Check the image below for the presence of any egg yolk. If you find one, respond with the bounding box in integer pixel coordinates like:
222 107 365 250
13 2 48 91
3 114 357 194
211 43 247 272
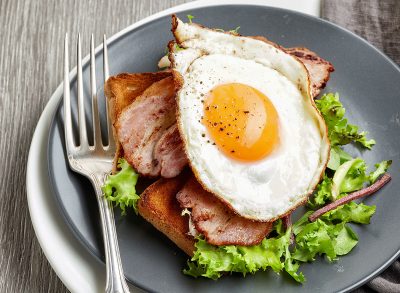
203 83 279 162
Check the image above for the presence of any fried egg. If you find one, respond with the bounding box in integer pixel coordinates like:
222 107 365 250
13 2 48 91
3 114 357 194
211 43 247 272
170 16 330 221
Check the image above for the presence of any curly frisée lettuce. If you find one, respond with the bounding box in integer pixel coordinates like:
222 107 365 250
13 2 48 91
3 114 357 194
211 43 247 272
102 159 140 214
311 158 391 205
316 93 375 149
331 159 391 199
184 221 305 282
184 196 377 283
369 160 392 184
292 214 359 262
327 146 353 170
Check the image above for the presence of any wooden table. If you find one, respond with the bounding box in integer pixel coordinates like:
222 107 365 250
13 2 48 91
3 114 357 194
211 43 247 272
0 1 191 292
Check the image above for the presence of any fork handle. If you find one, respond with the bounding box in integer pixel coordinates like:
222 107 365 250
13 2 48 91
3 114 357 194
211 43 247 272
92 174 130 293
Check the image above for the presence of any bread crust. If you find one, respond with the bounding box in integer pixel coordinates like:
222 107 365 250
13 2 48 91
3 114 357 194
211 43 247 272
138 171 195 256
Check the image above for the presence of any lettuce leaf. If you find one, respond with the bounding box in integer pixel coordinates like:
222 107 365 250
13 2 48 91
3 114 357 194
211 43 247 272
184 221 305 282
187 14 195 23
310 156 388 209
327 146 353 170
293 211 313 235
332 158 368 198
315 93 375 148
102 158 139 215
284 245 305 283
308 175 333 208
321 202 376 225
339 158 368 193
327 147 341 170
292 210 366 262
369 160 392 184
293 219 337 262
332 224 358 256
331 158 390 199
229 26 241 34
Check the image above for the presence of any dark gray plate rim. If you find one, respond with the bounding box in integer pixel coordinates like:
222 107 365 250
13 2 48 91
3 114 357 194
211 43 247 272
47 4 400 293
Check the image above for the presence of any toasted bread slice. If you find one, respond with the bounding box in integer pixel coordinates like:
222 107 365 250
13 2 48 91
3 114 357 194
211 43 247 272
138 171 195 256
104 72 172 172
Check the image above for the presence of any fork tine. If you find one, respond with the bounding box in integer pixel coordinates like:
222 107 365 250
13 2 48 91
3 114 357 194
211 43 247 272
90 34 102 148
103 35 109 81
103 35 116 150
77 34 88 148
64 34 75 151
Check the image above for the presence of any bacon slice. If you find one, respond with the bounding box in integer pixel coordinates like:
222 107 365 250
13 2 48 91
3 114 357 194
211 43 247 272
154 123 188 178
105 72 172 124
286 47 334 98
176 175 273 246
105 72 172 172
115 76 186 178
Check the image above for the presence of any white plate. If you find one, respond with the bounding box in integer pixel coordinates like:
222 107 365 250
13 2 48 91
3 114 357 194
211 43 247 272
26 1 320 292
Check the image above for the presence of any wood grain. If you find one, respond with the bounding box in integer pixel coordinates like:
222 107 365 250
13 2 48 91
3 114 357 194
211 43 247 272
0 1 191 292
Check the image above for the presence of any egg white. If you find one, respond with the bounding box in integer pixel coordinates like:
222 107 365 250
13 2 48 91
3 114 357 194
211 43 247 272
170 17 329 221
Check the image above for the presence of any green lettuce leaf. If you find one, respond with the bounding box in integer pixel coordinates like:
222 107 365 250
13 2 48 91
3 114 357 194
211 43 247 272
327 146 353 170
321 202 376 225
293 219 336 262
315 93 375 148
331 224 358 255
313 153 369 207
337 158 368 194
187 14 195 23
308 175 333 208
184 222 305 282
102 158 139 215
284 245 305 283
369 160 392 183
331 158 390 199
293 211 313 235
229 26 241 34
331 158 367 199
292 219 360 262
327 147 341 170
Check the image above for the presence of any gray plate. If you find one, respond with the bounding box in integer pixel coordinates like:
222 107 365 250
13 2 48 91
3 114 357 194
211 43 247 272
48 5 400 293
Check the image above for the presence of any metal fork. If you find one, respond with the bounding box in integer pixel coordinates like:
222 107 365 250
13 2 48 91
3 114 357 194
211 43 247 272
64 34 130 293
